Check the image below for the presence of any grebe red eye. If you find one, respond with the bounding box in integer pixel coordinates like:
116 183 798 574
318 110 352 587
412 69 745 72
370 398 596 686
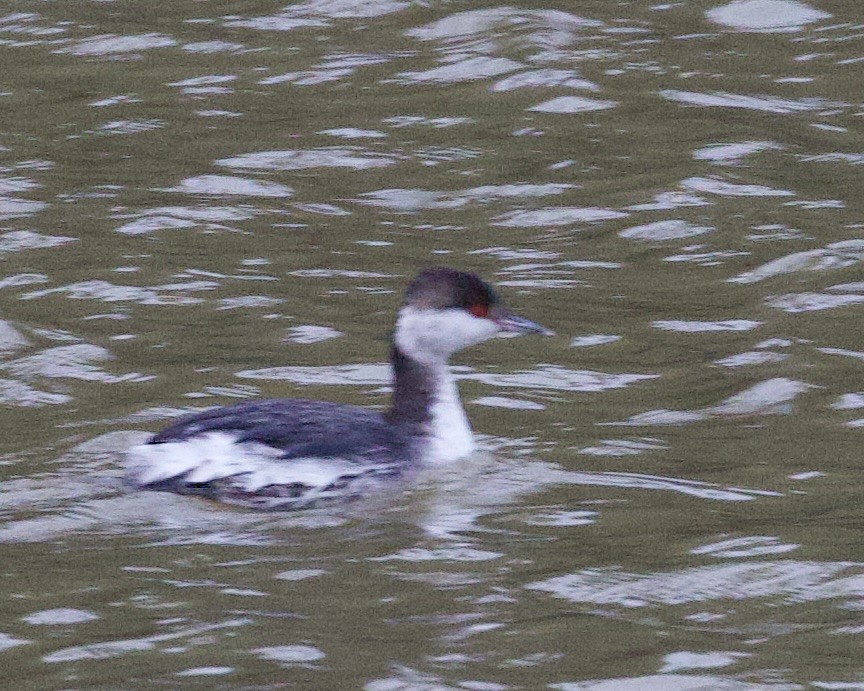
469 303 489 318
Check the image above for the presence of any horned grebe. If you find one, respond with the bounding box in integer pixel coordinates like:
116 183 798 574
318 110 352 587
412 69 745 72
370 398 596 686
125 267 552 509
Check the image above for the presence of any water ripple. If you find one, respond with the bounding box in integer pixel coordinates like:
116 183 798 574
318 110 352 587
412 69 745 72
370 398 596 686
21 280 214 305
707 0 831 33
492 207 627 227
113 205 257 235
225 0 410 31
652 320 761 333
627 191 710 211
714 351 789 368
176 666 234 677
394 56 524 85
43 618 250 663
182 41 250 55
681 176 793 197
283 326 343 344
53 33 177 57
0 274 48 288
570 334 621 348
620 220 713 241
0 199 48 220
528 96 617 114
354 183 576 211
98 119 164 135
1 343 150 383
577 437 667 457
609 378 815 426
23 608 100 625
383 115 474 128
319 128 387 139
471 396 545 410
406 8 603 44
767 293 864 312
491 69 598 92
0 320 28 352
0 378 70 407
237 363 389 385
466 365 657 392
253 644 325 665
0 633 29 652
527 559 861 607
553 673 798 690
216 148 397 171
660 651 751 674
660 89 846 114
0 12 65 38
691 536 799 558
161 175 293 198
729 240 864 284
693 141 784 164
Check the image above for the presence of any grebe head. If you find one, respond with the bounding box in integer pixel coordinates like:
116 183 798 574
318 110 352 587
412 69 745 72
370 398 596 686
393 267 553 364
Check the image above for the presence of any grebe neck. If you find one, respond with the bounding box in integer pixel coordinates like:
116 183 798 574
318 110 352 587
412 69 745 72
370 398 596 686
385 344 435 426
384 342 475 463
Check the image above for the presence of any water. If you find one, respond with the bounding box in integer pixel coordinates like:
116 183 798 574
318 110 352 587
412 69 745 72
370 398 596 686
1 0 863 687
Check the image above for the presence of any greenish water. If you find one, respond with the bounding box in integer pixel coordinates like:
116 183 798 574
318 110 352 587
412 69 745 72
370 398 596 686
1 0 863 687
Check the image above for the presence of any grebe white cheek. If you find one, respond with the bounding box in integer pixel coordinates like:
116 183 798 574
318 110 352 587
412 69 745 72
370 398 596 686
393 306 500 364
125 266 553 509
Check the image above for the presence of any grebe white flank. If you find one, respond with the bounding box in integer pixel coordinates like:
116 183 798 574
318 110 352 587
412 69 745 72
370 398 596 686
125 267 553 509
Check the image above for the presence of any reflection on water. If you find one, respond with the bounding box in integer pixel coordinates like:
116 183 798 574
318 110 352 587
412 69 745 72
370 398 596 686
528 559 861 608
1 0 864 687
707 0 831 33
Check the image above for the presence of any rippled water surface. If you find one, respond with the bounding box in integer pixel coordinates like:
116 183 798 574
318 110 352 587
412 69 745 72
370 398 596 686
1 0 863 687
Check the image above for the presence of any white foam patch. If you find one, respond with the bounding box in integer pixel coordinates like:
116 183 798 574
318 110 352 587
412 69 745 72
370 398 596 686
125 432 390 495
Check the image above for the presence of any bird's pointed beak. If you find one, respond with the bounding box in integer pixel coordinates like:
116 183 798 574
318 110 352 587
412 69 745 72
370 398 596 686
492 308 555 336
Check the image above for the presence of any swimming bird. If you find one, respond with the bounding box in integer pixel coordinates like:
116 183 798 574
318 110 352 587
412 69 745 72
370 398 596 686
125 267 552 509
